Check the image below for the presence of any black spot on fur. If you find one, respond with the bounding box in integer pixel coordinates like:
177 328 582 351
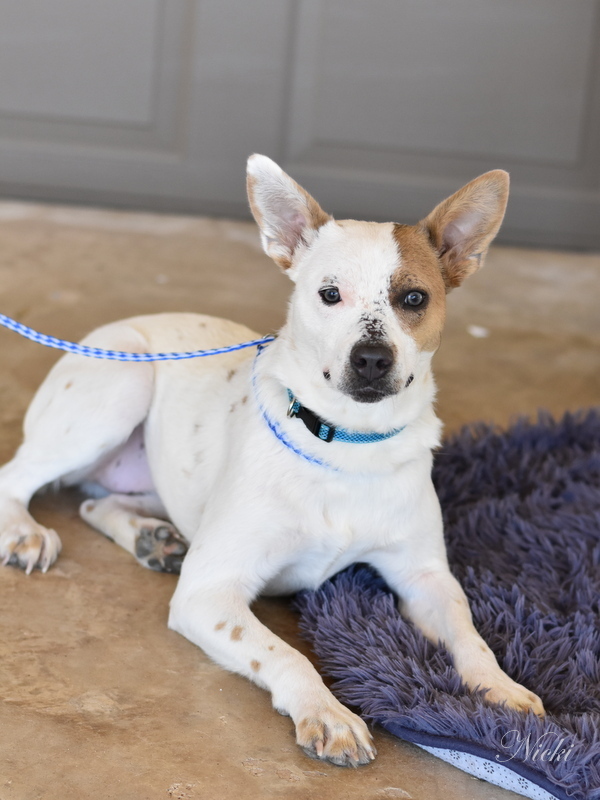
360 315 385 341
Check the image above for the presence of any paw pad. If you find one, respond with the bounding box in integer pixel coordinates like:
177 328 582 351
135 524 188 574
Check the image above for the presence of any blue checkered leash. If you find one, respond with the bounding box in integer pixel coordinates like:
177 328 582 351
0 312 275 361
0 313 405 463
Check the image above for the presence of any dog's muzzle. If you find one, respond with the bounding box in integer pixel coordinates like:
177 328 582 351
343 342 398 403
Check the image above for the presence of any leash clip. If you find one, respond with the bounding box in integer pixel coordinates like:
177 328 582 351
287 395 298 418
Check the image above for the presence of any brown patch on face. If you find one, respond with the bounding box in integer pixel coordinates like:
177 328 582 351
390 224 447 353
226 369 236 381
64 381 73 390
230 625 244 641
214 621 226 632
250 660 261 672
268 645 275 651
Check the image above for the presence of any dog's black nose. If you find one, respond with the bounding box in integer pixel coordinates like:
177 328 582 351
350 343 394 382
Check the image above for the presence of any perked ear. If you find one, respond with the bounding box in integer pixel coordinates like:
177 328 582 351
420 170 510 291
246 154 332 271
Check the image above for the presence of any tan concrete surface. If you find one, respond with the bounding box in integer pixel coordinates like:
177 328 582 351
0 202 598 800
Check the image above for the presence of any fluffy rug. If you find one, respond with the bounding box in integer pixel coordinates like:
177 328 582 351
295 409 600 800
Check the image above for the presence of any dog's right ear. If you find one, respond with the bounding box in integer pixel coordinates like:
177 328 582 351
246 154 332 273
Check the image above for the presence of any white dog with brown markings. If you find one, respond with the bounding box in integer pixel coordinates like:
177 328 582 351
0 155 544 766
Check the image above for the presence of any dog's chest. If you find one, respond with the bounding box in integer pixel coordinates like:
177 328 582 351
264 474 410 594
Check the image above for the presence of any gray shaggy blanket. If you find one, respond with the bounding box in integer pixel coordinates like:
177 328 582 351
295 410 600 800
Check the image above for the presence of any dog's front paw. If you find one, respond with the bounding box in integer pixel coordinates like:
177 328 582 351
0 521 62 574
295 699 376 767
135 523 188 574
468 670 545 717
486 678 545 717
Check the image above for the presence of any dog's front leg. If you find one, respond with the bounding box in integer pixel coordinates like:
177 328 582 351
369 492 544 716
168 523 376 766
392 564 544 716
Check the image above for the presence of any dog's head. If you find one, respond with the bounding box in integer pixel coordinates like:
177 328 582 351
247 155 508 405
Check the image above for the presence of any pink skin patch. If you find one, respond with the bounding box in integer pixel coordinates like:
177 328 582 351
91 425 156 494
337 284 355 307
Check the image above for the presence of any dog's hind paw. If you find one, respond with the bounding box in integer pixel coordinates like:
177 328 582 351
135 523 188 574
295 700 376 767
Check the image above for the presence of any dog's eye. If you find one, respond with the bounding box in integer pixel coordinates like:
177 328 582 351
319 287 341 305
403 291 427 308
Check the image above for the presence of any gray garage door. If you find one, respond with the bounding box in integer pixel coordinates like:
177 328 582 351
0 0 598 249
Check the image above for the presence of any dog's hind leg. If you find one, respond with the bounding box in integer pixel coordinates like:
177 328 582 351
0 322 154 573
80 493 188 574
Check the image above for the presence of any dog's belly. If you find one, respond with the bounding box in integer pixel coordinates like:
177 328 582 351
90 424 156 494
77 312 259 508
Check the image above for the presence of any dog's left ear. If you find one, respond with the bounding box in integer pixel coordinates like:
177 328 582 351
421 170 509 291
246 154 332 273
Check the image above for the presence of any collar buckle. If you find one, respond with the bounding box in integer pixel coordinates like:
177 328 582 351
287 395 298 418
284 387 404 445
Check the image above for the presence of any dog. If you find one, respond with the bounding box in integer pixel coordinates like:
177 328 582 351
0 155 544 766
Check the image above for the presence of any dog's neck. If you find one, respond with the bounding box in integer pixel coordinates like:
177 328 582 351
255 332 438 437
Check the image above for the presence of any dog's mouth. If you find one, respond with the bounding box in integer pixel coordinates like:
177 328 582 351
349 386 390 404
341 379 398 404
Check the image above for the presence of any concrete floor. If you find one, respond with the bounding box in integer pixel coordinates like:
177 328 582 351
0 202 598 800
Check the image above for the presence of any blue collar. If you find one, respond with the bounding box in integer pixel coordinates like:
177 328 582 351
252 344 405 469
286 390 405 444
